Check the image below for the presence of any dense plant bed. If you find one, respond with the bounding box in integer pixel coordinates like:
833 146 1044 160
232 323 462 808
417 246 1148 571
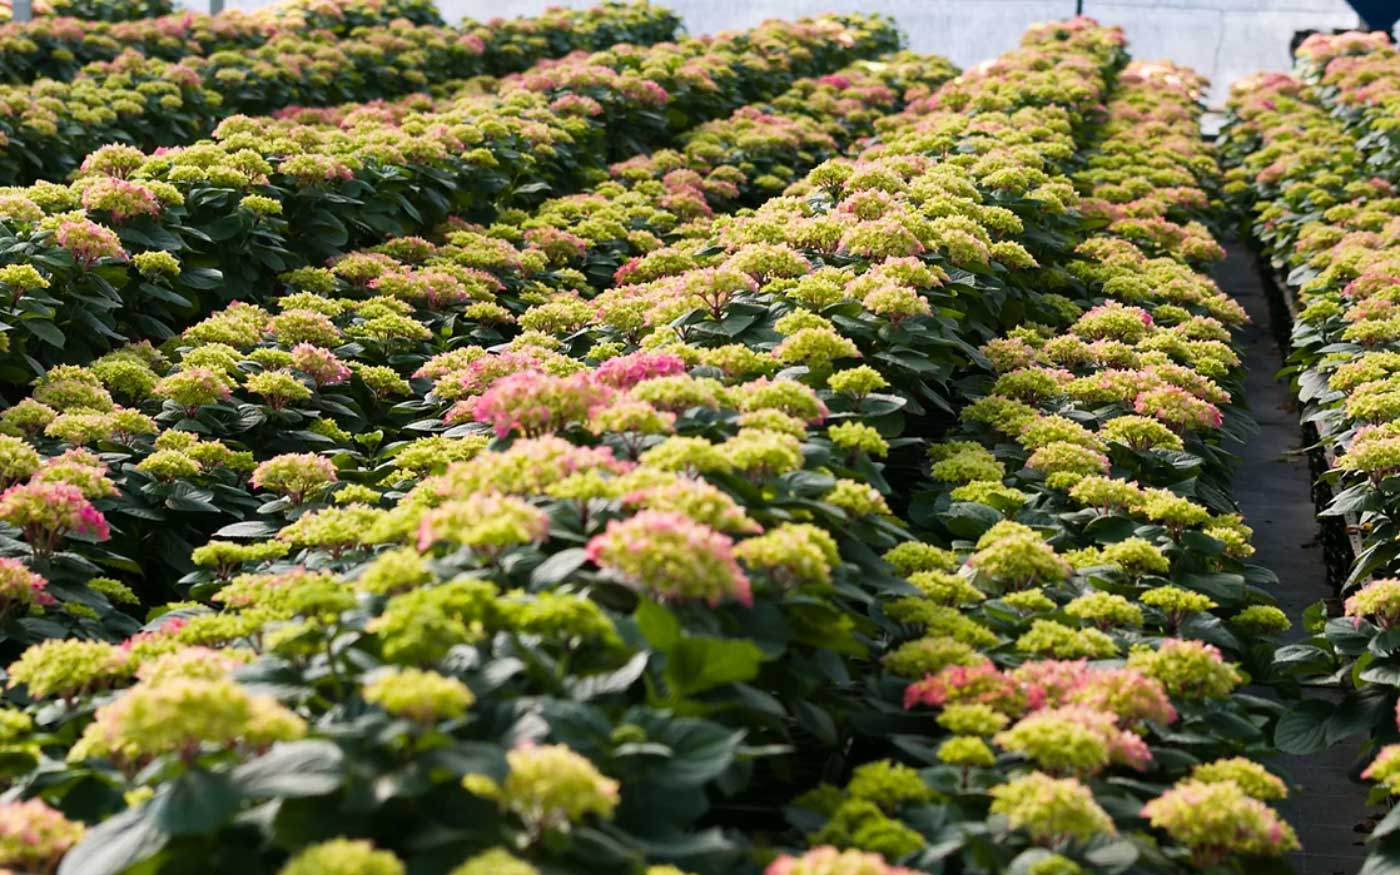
0 0 443 84
0 10 896 383
0 0 170 24
0 0 682 186
1221 32 1400 873
0 13 1311 875
0 49 960 607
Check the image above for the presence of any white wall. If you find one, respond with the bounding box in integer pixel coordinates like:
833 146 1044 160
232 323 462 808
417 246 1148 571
1089 0 1362 104
179 0 1366 105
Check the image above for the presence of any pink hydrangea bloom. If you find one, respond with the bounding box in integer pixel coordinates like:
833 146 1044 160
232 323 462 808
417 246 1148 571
0 556 52 609
290 344 352 387
469 371 613 439
54 219 127 267
904 661 1041 713
591 351 687 390
0 481 109 555
586 510 752 606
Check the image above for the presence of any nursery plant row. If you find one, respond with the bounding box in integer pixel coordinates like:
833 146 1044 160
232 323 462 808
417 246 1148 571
0 7 897 378
1222 30 1400 875
0 0 444 85
0 0 683 185
1 0 171 26
0 10 1325 875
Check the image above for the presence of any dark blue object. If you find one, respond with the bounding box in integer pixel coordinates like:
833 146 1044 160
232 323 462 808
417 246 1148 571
1346 0 1400 31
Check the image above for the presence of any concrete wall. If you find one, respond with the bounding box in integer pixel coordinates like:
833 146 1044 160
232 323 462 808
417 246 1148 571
179 0 1367 104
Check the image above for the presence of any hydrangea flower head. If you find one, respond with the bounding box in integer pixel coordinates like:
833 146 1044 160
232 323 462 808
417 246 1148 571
1364 744 1400 795
416 492 550 558
290 344 352 387
904 661 1035 714
1345 578 1400 628
765 847 917 875
988 772 1115 842
1140 779 1298 863
363 668 474 724
55 218 127 267
69 677 306 764
1126 639 1243 700
0 799 84 873
468 371 612 438
1191 758 1288 800
450 849 538 875
0 481 109 555
7 638 130 699
586 511 752 606
279 839 404 875
591 351 687 389
464 743 619 830
250 453 338 504
0 557 51 612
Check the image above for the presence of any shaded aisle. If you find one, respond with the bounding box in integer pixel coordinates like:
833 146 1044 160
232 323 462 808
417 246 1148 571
1215 243 1373 874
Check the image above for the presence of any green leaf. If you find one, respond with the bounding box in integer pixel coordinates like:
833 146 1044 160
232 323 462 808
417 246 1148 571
794 700 837 746
213 520 282 539
1083 514 1139 544
1083 838 1139 871
1176 572 1245 604
137 281 193 309
530 547 587 587
1362 835 1400 875
232 740 344 798
157 770 240 836
1272 643 1334 677
1327 687 1393 745
22 318 63 348
936 501 1001 539
567 652 648 702
857 393 906 416
664 636 764 699
597 823 733 859
204 214 247 242
628 710 743 787
1273 698 1334 755
179 268 224 290
1360 658 1400 686
635 599 681 651
420 742 508 782
1372 629 1400 657
1203 710 1261 741
165 484 221 515
1372 804 1400 841
1327 616 1376 657
1178 529 1226 556
57 799 168 875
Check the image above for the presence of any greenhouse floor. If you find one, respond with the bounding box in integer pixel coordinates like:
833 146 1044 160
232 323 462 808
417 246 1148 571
1220 244 1373 874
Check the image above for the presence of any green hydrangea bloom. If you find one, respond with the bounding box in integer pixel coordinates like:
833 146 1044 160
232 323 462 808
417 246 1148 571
280 840 403 875
363 668 474 724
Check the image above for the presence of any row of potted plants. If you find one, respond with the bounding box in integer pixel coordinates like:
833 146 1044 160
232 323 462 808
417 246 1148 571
0 9 897 381
494 51 959 290
0 0 683 185
859 54 1292 873
568 32 1297 873
0 0 443 84
0 46 963 619
1220 30 1400 873
0 0 172 25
